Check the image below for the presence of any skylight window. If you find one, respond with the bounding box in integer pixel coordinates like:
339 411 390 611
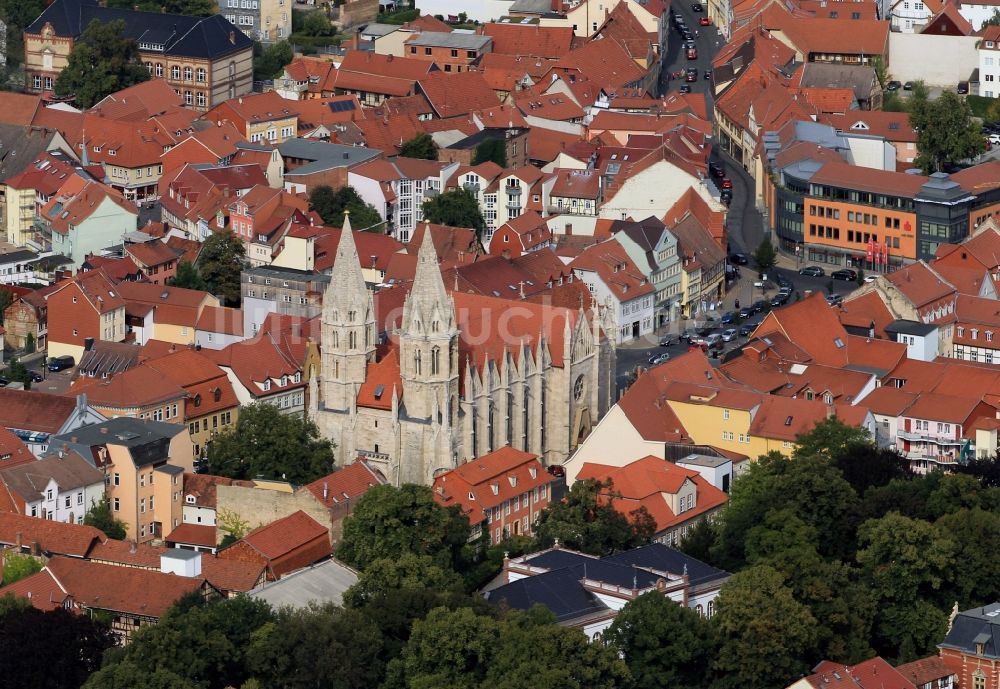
834 337 845 348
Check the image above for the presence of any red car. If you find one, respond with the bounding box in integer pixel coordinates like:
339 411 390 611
721 177 733 189
686 71 697 82
699 16 711 25
687 47 698 59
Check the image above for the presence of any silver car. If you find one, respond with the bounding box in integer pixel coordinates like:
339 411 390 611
704 333 723 347
721 328 738 342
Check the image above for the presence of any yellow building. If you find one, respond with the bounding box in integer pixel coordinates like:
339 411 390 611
116 283 220 346
203 91 299 145
53 417 193 544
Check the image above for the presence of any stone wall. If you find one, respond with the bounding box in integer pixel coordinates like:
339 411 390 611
216 484 335 542
888 33 978 86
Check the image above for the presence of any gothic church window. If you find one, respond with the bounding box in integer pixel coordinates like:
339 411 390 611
414 350 422 374
431 346 440 375
348 331 357 349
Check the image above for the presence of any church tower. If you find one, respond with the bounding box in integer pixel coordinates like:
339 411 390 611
398 229 459 424
320 213 376 411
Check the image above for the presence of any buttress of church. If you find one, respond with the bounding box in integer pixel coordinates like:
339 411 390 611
311 214 617 486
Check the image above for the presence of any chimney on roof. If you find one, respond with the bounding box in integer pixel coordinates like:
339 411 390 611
387 54 394 62
229 31 236 44
323 482 329 500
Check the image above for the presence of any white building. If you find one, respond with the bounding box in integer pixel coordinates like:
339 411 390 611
349 158 458 243
890 0 934 32
979 27 1000 97
0 450 105 524
571 239 656 343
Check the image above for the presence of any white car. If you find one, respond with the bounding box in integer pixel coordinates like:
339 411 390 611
721 328 738 342
864 275 878 283
989 133 1000 145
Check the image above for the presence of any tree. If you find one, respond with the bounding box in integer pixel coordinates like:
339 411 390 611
752 237 777 275
1 606 115 689
84 494 128 540
308 185 383 230
472 138 508 167
533 478 655 556
168 261 209 292
206 403 334 484
711 565 818 689
983 8 1000 27
421 187 486 235
793 416 872 461
337 484 471 571
398 132 439 160
24 333 35 354
84 664 197 689
5 357 32 390
197 230 246 306
253 40 294 80
343 553 464 607
710 453 859 570
162 0 216 14
795 417 911 495
247 605 386 689
54 20 150 108
605 591 714 689
935 508 1000 608
911 91 982 173
677 516 717 564
98 596 275 689
299 10 336 35
1 554 42 585
857 512 952 660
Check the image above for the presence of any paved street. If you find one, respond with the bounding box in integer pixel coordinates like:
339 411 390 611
657 1 723 102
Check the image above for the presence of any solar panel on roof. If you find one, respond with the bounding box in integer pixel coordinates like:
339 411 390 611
328 100 357 113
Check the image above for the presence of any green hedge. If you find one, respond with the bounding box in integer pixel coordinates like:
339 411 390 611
289 33 342 49
967 94 994 119
377 8 419 23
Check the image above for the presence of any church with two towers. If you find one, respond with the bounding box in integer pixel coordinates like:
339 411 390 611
310 216 617 486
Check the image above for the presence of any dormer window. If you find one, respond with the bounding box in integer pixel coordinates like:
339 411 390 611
281 375 288 386
468 491 475 501
491 483 499 495
186 495 196 504
508 475 517 487
529 467 537 479
263 379 271 391
294 372 301 383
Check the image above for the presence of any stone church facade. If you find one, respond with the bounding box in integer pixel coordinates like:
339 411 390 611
311 216 617 486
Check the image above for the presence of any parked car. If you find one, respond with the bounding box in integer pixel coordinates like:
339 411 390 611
648 352 671 365
721 328 738 342
47 355 75 372
826 293 844 305
692 2 704 9
958 81 969 95
700 16 711 25
885 80 901 91
704 333 723 347
659 335 678 347
770 292 790 307
739 322 757 337
686 46 698 59
695 324 715 336
686 71 697 82
679 84 692 94
720 311 735 324
721 177 733 189
704 68 712 79
799 265 824 276
709 161 725 178
683 30 694 40
28 371 43 383
832 268 858 281
751 299 769 313
903 81 914 90
988 133 1000 145
738 306 754 319
0 377 8 387
720 188 732 204
679 329 696 342
729 252 749 265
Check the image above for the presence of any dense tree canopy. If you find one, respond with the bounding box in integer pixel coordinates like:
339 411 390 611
605 591 715 689
421 188 487 235
54 20 150 108
472 138 508 167
206 403 335 484
398 133 439 160
752 237 777 275
197 230 246 306
167 261 209 292
308 185 383 230
336 484 471 571
533 478 655 556
909 88 982 173
254 41 294 80
3 604 115 689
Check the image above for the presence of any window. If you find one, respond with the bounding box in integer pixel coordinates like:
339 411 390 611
77 493 83 505
171 65 180 79
196 67 206 82
184 90 192 105
723 409 730 420
113 497 120 511
972 671 985 689
113 472 120 486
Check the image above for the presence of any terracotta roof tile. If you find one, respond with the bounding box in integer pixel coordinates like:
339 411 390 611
165 523 217 548
806 658 915 689
418 71 501 118
483 23 575 58
570 239 655 302
433 447 552 523
896 657 956 687
304 459 386 509
183 472 255 509
0 512 104 557
0 389 83 435
239 510 330 561
0 428 36 470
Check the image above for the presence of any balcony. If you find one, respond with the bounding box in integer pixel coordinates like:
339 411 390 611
896 430 963 446
358 449 389 462
463 183 480 194
505 185 522 196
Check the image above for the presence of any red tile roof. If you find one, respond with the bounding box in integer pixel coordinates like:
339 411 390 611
239 510 329 561
839 290 896 338
806 658 915 689
0 389 82 435
755 292 851 367
196 305 245 336
304 459 386 509
432 447 552 523
165 523 217 548
821 110 918 143
356 348 402 410
576 455 728 532
417 71 501 118
570 239 655 302
0 512 104 558
0 427 35 470
183 472 255 509
885 261 957 308
483 23 575 58
46 556 205 618
896 657 956 687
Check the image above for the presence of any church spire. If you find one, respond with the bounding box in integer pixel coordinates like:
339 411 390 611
403 228 454 333
325 212 367 313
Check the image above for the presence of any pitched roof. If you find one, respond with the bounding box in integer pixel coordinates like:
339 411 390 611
417 71 501 118
0 451 103 504
805 658 916 689
0 511 104 557
165 522 217 548
0 427 35 470
885 261 957 308
570 239 655 302
576 456 728 532
0 389 82 435
940 603 1000 658
183 472 255 509
895 657 956 686
304 459 386 509
239 510 329 561
433 447 551 523
483 23 575 58
755 292 851 366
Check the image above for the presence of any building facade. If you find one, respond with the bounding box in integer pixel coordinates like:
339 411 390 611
312 217 616 484
218 0 292 42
